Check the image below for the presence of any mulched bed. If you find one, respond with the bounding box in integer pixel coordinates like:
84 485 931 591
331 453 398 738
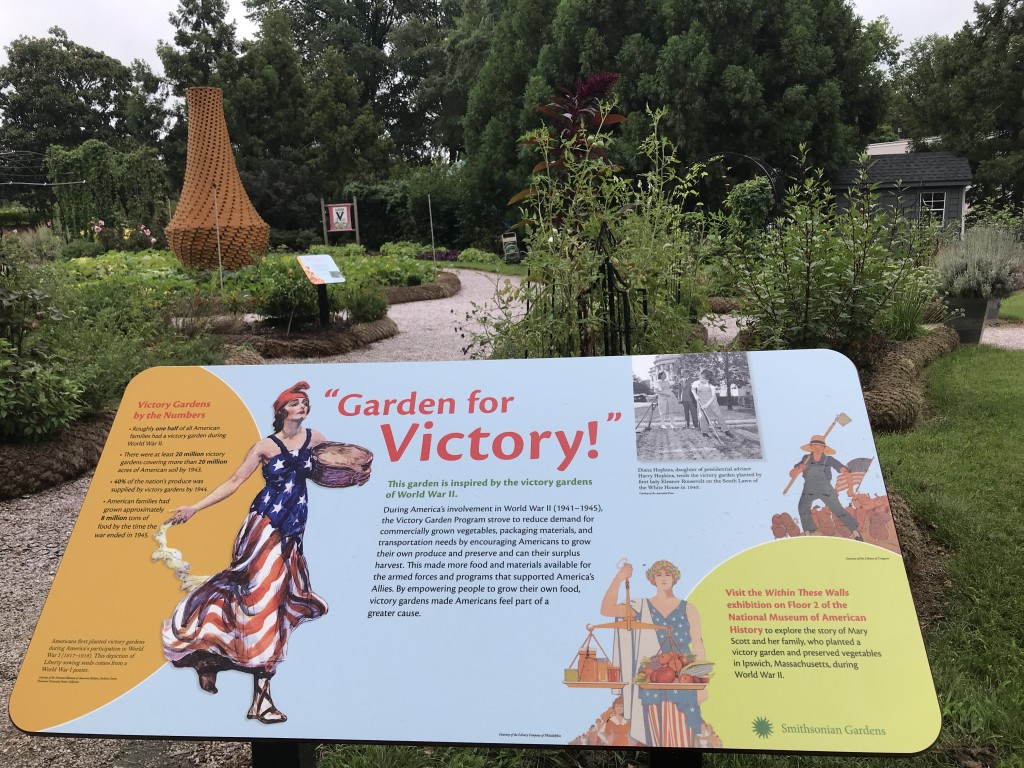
218 316 398 359
0 412 115 502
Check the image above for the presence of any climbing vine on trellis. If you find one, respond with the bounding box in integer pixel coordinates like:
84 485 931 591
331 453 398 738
45 140 169 246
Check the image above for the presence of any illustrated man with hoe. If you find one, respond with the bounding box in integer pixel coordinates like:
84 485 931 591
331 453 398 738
787 434 863 540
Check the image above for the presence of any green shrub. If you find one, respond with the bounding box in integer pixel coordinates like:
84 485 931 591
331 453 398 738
343 282 389 323
935 224 1024 299
4 226 63 262
731 151 942 357
380 241 433 260
1 247 221 437
0 342 84 442
220 253 345 330
313 244 368 260
458 247 500 264
45 274 223 413
725 176 774 235
60 239 106 260
339 250 436 288
271 228 322 253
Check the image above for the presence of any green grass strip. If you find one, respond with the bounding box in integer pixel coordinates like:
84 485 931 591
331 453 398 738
998 290 1024 322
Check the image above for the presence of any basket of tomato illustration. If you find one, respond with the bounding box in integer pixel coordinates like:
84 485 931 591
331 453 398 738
310 442 373 487
635 652 714 690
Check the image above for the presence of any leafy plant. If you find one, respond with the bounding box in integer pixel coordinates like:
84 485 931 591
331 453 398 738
60 239 106 260
732 151 942 358
0 243 82 441
342 282 389 323
220 253 345 331
935 224 1024 299
724 177 774 236
469 94 710 359
0 341 84 442
380 241 436 260
44 268 222 413
457 247 499 264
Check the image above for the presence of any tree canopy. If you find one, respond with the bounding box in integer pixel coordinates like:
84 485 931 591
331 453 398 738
892 0 1024 207
0 1 930 241
0 27 163 156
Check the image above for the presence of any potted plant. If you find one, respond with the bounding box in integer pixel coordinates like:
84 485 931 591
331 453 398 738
936 225 1024 343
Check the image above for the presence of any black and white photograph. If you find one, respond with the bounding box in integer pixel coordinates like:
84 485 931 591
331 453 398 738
633 352 762 462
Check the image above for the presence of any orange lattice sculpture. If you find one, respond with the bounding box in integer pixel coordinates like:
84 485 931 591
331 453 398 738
166 87 269 270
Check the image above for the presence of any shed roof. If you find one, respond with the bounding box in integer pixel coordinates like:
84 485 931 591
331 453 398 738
833 151 972 189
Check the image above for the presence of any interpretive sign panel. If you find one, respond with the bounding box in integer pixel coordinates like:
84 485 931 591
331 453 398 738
296 254 345 285
11 351 939 754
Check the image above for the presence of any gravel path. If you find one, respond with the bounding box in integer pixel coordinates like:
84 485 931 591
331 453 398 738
2 271 1021 768
275 268 522 365
981 322 1024 350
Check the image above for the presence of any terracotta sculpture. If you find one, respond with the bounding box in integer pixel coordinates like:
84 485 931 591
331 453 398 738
166 87 269 270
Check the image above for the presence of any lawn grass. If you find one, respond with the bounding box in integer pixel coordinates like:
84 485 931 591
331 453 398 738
320 346 1024 768
873 346 1024 760
998 290 1024 322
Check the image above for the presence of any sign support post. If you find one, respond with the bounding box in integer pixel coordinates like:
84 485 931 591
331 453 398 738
320 197 330 246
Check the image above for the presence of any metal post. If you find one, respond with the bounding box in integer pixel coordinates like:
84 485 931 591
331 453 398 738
317 283 330 328
320 196 329 246
428 193 437 262
352 196 361 246
251 740 317 768
648 749 702 768
212 183 224 291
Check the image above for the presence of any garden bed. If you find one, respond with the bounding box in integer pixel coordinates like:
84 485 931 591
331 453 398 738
0 272 463 499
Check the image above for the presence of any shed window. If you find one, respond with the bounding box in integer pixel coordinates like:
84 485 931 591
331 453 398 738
920 192 946 221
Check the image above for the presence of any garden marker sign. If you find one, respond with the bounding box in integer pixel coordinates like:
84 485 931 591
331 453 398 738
326 203 353 232
12 351 940 755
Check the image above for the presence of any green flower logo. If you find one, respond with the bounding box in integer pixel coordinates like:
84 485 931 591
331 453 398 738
752 716 774 739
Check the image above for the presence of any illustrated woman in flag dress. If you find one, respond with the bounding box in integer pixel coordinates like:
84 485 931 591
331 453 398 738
601 560 709 747
162 381 329 724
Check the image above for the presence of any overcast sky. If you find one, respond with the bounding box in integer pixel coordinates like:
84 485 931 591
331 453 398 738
0 0 979 72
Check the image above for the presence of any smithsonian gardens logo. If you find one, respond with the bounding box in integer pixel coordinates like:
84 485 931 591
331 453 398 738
752 716 888 739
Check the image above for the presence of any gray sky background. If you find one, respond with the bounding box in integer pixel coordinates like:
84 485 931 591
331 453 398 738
0 0 979 72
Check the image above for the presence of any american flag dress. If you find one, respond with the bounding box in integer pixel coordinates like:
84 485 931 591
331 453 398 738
163 429 328 677
637 601 703 747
